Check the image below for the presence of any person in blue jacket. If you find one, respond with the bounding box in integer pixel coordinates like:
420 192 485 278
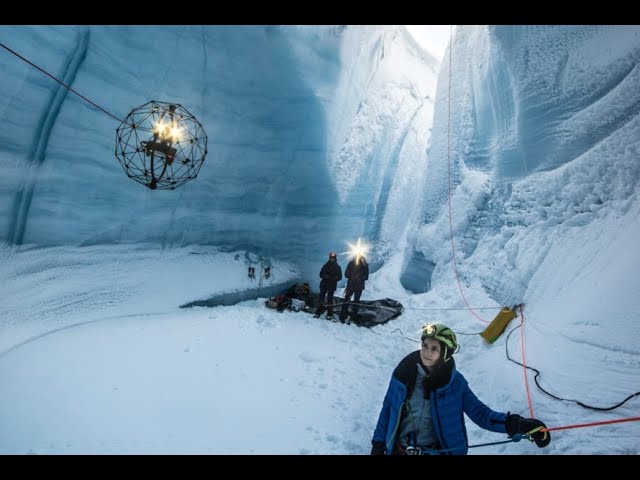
370 323 551 455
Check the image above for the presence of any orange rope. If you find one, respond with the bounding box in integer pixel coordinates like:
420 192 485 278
445 27 488 325
519 306 535 418
542 416 640 432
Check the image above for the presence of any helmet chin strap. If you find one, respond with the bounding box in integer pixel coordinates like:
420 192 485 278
443 345 452 363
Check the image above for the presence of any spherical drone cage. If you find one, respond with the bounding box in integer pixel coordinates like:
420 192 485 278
115 100 208 190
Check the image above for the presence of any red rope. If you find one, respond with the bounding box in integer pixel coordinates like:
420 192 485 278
445 27 488 325
542 416 640 432
519 306 535 418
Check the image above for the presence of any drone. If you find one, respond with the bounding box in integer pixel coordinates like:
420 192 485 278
115 100 208 190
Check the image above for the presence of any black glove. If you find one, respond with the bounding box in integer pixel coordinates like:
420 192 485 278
505 413 551 448
370 440 386 455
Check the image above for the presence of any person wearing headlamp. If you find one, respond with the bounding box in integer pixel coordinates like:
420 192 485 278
370 323 551 455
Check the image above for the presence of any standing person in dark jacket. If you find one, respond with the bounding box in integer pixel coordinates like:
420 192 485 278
339 255 369 323
314 252 342 320
370 323 551 455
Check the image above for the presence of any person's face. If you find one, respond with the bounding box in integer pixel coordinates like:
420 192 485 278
420 337 442 368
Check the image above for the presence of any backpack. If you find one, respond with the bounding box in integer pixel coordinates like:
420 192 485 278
265 294 292 312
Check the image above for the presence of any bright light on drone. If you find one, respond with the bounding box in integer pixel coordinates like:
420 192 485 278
153 120 166 136
168 123 183 143
153 120 183 143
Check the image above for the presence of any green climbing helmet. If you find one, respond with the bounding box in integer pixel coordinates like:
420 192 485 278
421 323 458 359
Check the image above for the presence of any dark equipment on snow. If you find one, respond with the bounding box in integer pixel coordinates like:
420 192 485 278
335 296 403 327
264 282 404 328
265 294 292 312
115 100 207 190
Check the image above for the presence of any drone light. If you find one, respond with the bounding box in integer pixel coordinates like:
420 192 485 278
168 123 183 143
153 120 167 137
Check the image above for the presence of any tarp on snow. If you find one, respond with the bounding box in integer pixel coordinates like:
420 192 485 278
265 283 404 328
331 296 404 327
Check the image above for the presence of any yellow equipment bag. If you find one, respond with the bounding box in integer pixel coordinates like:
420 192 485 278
480 306 518 344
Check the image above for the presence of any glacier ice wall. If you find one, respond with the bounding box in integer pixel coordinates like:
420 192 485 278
413 25 640 304
0 25 439 280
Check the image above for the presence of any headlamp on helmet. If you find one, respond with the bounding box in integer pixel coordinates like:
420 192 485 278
421 323 459 360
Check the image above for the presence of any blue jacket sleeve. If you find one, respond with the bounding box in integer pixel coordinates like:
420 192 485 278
372 378 394 444
372 375 408 454
460 377 508 433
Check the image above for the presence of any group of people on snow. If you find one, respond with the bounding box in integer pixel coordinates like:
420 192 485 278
269 249 552 455
315 250 369 323
312 253 551 455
